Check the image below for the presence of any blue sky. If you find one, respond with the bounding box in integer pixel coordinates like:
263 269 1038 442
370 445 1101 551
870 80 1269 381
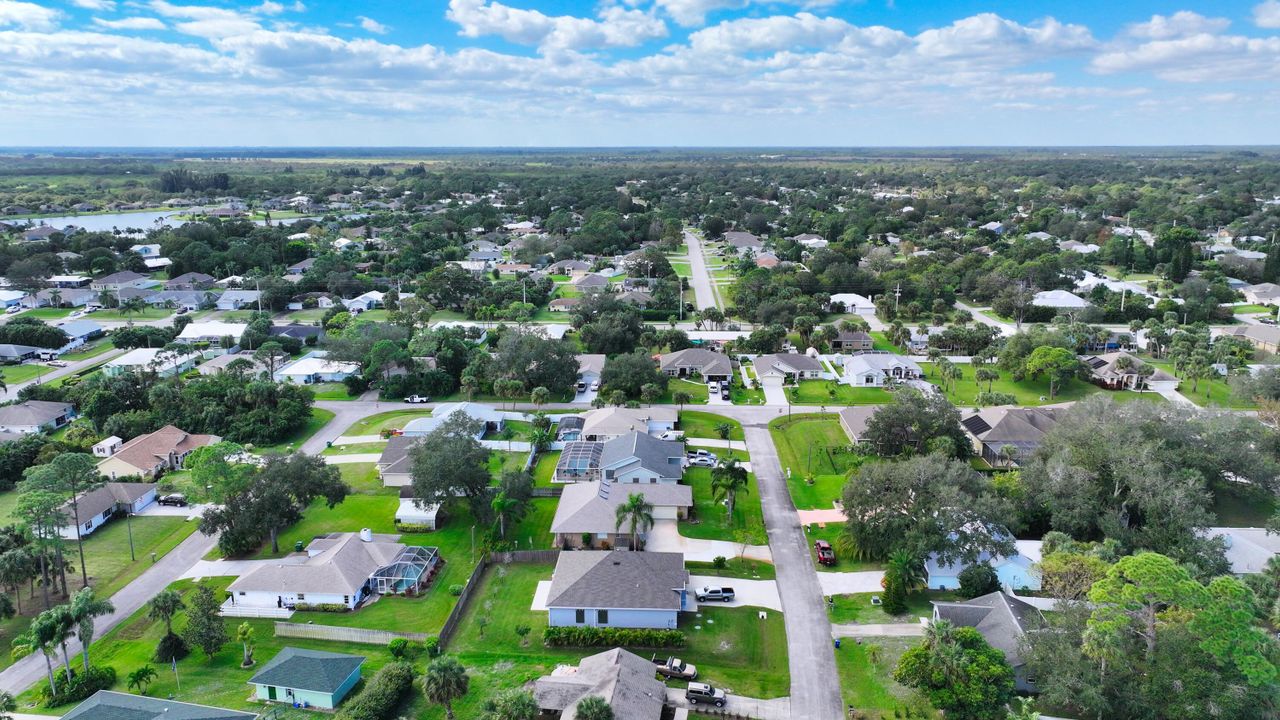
1 0 1278 146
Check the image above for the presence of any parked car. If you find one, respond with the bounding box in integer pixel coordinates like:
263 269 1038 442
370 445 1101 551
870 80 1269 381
686 682 727 707
576 381 586 392
45 360 68 368
4 306 20 315
1262 318 1277 325
695 586 735 602
653 655 698 680
658 430 685 441
687 456 715 468
720 387 730 400
687 449 717 460
175 307 188 315
404 395 431 404
814 539 836 566
157 494 188 507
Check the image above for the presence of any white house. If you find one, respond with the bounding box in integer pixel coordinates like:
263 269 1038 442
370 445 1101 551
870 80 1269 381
754 353 824 386
342 291 384 313
215 290 261 311
841 352 922 387
55 320 104 354
0 290 26 308
828 292 875 316
546 551 691 629
177 321 248 344
0 400 76 434
274 351 360 385
130 243 161 257
401 402 505 438
1032 290 1090 309
57 482 156 539
103 348 199 378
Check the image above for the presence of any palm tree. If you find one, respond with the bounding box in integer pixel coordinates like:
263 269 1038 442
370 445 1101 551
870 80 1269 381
491 492 520 540
237 622 255 667
614 492 655 551
998 444 1018 468
575 695 615 720
44 604 76 676
710 459 750 521
70 586 114 671
530 386 550 409
886 550 924 591
423 656 470 720
148 588 184 638
48 289 61 308
0 690 15 720
20 614 60 697
672 390 692 411
119 297 147 326
127 665 157 695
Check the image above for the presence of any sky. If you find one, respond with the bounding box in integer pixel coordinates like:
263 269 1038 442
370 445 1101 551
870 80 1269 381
1 0 1279 147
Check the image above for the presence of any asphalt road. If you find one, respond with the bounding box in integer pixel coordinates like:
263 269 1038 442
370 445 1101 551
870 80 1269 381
684 229 719 311
0 347 127 401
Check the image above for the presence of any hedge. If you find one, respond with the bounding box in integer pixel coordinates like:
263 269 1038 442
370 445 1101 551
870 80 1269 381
543 626 685 648
395 523 435 534
336 662 415 720
41 665 116 707
294 602 349 613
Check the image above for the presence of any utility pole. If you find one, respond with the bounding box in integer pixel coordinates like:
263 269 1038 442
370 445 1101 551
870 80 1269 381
893 283 902 314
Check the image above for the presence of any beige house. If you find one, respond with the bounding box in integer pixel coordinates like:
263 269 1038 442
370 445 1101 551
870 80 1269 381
96 425 220 479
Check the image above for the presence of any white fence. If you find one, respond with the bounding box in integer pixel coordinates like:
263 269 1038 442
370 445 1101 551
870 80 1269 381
220 601 294 619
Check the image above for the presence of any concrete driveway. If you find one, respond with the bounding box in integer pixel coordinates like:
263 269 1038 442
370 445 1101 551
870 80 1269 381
665 687 792 720
646 519 772 562
816 570 886 595
831 622 925 638
689 576 781 611
683 229 719 310
762 384 789 406
321 453 382 464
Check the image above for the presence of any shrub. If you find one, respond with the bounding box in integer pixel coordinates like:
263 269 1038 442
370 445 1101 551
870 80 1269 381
543 626 684 648
712 556 727 569
42 665 116 707
336 661 415 720
154 632 189 663
395 523 435 533
294 602 349 613
424 636 441 657
387 637 408 658
957 564 1000 599
448 584 464 597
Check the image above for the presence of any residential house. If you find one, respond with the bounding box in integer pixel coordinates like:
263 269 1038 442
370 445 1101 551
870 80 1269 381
547 259 592 276
599 432 684 484
57 482 156 539
377 435 419 487
0 290 26 308
545 550 691 628
933 592 1043 693
64 691 257 720
1081 352 1179 392
926 536 1042 592
0 400 76 434
146 290 215 311
33 288 94 308
548 297 579 312
980 221 1006 234
616 290 653 307
534 649 666 720
755 252 780 268
342 291 384 312
165 272 216 290
248 648 364 710
401 402 504 439
23 226 61 242
196 352 269 377
578 407 677 442
573 274 608 293
90 271 151 292
55 320 104 353
1032 289 1090 309
96 425 220 479
553 441 605 483
837 406 880 444
723 231 762 251
841 352 923 387
1242 282 1280 305
130 243 161 257
46 274 91 288
1226 324 1280 353
466 249 502 266
754 353 824 386
0 344 40 363
228 531 440 611
831 330 874 352
551 480 691 548
275 351 360 385
286 258 315 276
215 290 261 310
577 354 606 389
792 233 828 249
103 348 200 378
657 348 733 383
960 407 1061 467
177 321 248 344
1206 527 1280 575
269 324 322 342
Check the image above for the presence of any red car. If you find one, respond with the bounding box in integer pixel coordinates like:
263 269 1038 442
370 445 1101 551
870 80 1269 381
814 540 836 566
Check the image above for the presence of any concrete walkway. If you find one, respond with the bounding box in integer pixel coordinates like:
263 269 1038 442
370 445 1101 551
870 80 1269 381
689 576 781 611
666 687 792 719
646 519 772 562
817 571 887 595
797 508 846 526
0 528 219 694
830 622 925 638
321 453 382 464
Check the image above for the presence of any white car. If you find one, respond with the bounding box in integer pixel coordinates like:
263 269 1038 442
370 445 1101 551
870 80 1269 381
658 430 685 441
687 456 715 468
404 395 431 404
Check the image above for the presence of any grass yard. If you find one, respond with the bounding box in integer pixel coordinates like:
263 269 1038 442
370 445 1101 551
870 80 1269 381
321 441 386 456
731 383 766 405
508 497 557 550
63 339 116 361
90 307 172 322
687 558 776 580
805 524 881 573
342 409 432 437
488 450 528 480
24 577 421 718
1212 482 1277 527
680 467 767 545
920 362 1157 407
790 380 894 406
19 307 74 320
770 413 863 478
252 407 334 455
679 411 744 440
1146 360 1256 409
658 378 709 405
835 636 931 718
532 451 559 487
308 382 357 400
790 473 852 511
827 591 956 625
868 332 907 353
281 308 327 323
337 462 382 493
1233 304 1275 315
80 516 201 598
0 363 48 385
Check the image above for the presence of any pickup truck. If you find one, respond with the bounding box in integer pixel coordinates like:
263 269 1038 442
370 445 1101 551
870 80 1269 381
814 539 837 566
652 655 698 680
403 395 431 404
695 586 735 602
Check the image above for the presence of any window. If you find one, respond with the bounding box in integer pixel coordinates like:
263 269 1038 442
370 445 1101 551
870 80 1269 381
597 609 608 624
239 591 245 596
297 593 305 601
575 609 585 623
343 596 349 604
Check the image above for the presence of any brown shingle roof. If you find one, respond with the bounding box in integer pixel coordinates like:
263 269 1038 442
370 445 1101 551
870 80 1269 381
101 425 219 475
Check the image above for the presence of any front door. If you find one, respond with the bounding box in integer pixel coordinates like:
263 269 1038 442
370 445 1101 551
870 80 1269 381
267 686 277 700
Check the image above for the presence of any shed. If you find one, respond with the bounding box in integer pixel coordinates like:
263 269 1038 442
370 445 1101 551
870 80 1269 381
249 647 364 710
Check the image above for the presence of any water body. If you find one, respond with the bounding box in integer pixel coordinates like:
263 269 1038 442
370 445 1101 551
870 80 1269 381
16 210 323 233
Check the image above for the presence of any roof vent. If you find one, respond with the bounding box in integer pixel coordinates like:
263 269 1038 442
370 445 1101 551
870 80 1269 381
359 528 373 542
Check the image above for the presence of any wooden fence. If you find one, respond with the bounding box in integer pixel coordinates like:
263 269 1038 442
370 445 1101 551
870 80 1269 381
438 549 561 649
274 622 433 645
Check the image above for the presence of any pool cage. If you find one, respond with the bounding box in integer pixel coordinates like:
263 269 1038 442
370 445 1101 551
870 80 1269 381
370 546 441 596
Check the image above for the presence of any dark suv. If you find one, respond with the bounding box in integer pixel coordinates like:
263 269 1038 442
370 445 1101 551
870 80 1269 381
157 494 188 507
686 682 727 707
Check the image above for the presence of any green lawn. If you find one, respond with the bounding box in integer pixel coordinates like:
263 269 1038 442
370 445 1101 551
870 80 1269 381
1233 304 1275 315
769 413 863 477
0 363 47 385
658 378 709 405
680 467 767 545
687 558 776 580
91 307 172 322
828 591 955 625
63 339 116 361
531 451 559 488
342 409 432 437
337 463 382 493
790 473 852 511
835 636 930 718
731 383 766 405
805 524 882 573
679 411 744 440
281 308 327 323
81 516 201 598
1212 483 1277 527
1146 360 1256 409
252 407 335 455
920 362 1156 407
321 441 386 456
508 497 557 550
868 332 906 353
19 308 74 320
309 382 357 400
487 451 528 480
790 381 894 405
494 419 533 441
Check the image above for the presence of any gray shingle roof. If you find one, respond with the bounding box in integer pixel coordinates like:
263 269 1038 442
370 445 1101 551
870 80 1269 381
230 533 404 597
64 690 256 720
756 352 824 374
932 591 1042 668
658 348 732 377
961 407 1060 445
61 482 154 522
550 481 692 535
248 647 364 694
0 400 72 426
600 432 683 479
546 550 687 611
534 648 665 720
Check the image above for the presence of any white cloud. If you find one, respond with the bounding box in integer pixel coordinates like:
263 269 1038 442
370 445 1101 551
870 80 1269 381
1256 1 1280 28
253 1 285 15
1091 33 1280 82
357 15 388 34
914 14 1095 61
446 0 667 51
687 13 899 55
93 16 166 30
150 0 262 38
1126 11 1229 39
69 0 116 10
653 0 746 27
0 0 61 31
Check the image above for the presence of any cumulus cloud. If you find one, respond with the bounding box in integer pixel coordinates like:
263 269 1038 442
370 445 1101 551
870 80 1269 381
150 0 262 38
1256 1 1280 28
914 14 1095 61
687 13 899 55
69 0 116 10
1126 11 1229 39
0 0 61 31
653 0 747 27
92 16 166 30
446 0 667 51
358 15 388 34
1091 33 1280 82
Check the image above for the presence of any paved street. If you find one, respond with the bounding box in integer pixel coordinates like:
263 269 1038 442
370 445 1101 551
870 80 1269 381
743 425 844 719
0 347 126 401
684 229 719 310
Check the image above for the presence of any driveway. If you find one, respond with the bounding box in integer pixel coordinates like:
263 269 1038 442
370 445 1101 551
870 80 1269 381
665 687 792 720
761 381 789 406
689 576 781 611
137 502 210 519
683 229 719 310
817 571 886 595
321 453 382 464
646 519 772 562
830 622 924 638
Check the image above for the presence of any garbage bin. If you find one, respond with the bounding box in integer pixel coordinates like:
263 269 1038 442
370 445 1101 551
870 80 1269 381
294 540 304 552
834 638 841 649
326 441 333 448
